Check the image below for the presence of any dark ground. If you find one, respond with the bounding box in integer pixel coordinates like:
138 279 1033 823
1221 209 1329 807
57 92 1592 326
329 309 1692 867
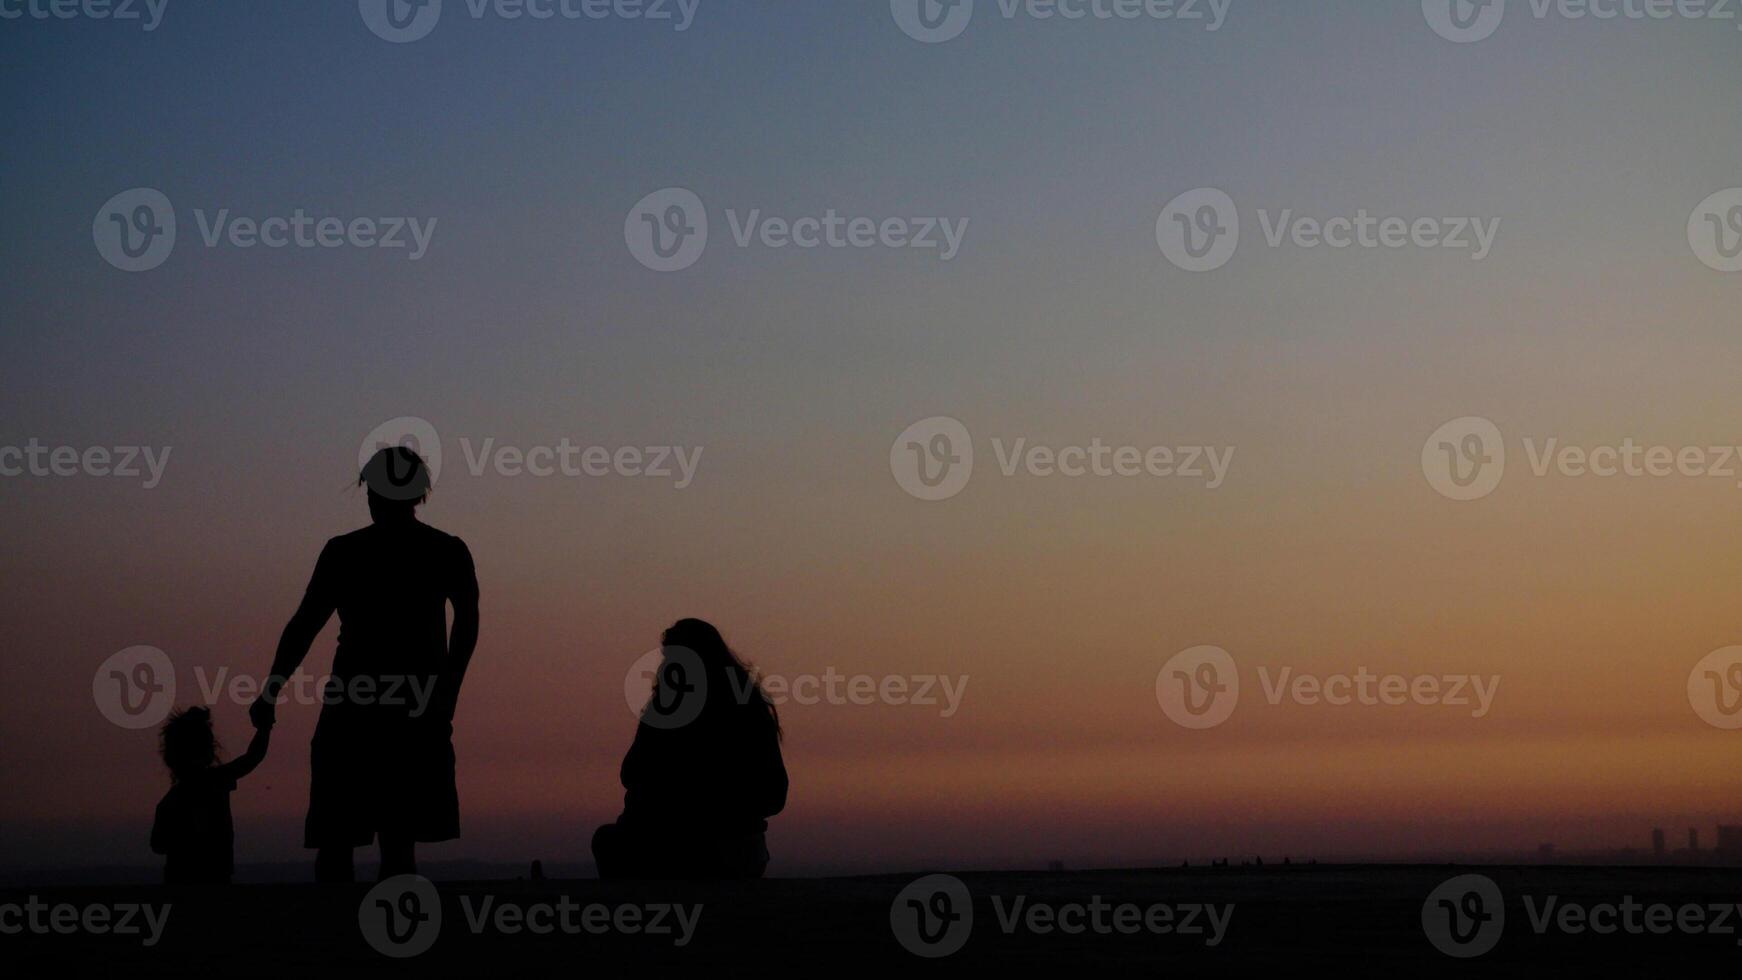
4 865 1741 976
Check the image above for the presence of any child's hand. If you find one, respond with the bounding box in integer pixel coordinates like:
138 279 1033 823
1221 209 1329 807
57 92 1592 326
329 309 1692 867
249 693 277 730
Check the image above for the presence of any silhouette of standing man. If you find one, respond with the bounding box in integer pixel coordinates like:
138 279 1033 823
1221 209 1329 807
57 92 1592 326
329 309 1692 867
251 447 479 883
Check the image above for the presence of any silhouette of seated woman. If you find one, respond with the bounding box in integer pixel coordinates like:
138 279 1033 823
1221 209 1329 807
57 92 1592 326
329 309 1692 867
250 447 479 883
594 619 787 879
150 706 271 885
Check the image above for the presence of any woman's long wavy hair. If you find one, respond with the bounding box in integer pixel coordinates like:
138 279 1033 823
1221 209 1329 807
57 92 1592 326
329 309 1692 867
660 618 781 740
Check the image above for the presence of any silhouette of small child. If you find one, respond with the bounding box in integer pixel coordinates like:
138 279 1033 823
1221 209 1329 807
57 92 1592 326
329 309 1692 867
150 706 270 884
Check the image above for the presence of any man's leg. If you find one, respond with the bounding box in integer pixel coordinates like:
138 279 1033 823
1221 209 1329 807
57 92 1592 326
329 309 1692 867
316 846 355 884
379 836 416 880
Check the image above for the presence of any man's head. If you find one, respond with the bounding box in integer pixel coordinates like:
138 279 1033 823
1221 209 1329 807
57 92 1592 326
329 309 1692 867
359 446 431 522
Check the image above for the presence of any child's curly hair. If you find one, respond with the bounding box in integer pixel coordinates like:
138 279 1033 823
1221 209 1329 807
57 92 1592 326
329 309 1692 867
159 706 220 781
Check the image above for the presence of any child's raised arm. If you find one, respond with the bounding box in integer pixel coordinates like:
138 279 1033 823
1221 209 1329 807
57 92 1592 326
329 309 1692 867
213 725 272 783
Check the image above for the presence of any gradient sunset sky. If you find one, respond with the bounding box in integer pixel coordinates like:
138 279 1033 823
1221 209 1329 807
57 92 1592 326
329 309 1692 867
3 1 1741 873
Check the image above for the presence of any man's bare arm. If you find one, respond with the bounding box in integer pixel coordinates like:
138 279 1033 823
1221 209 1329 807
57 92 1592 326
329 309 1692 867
251 563 336 729
431 541 479 723
437 594 479 722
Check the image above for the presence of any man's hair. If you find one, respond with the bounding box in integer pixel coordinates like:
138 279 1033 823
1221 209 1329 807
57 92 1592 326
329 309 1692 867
359 446 431 503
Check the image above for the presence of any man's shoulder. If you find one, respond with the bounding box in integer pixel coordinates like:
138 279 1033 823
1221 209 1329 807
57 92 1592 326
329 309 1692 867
319 527 372 555
417 523 470 552
323 522 470 561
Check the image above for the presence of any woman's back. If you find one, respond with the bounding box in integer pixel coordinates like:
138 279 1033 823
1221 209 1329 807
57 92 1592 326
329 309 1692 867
595 619 789 879
620 685 787 836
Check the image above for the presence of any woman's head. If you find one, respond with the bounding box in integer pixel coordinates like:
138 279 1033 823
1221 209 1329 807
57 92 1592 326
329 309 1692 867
359 446 431 520
659 618 780 737
159 706 218 780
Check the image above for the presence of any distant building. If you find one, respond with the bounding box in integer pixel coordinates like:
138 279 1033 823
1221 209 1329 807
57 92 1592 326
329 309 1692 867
1652 828 1666 858
1717 826 1742 857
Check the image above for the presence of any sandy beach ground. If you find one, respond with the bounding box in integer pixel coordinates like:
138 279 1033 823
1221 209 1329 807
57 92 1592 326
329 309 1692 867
5 865 1741 976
